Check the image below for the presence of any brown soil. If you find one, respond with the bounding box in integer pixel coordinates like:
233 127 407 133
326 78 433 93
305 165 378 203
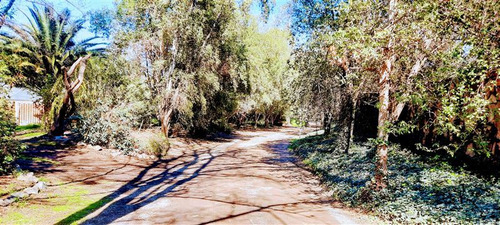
1 127 373 224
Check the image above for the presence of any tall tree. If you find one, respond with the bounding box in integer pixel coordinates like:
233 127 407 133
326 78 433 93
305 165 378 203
116 0 257 137
237 20 292 128
50 54 91 135
374 0 397 190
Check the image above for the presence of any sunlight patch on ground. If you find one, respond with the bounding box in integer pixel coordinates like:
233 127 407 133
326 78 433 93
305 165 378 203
0 184 108 225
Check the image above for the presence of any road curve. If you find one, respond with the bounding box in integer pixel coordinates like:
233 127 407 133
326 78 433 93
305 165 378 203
81 127 371 225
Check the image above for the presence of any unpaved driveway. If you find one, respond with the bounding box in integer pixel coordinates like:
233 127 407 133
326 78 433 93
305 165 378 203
76 127 370 224
2 127 372 224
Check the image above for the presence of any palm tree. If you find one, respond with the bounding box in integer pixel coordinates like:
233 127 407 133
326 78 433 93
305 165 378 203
0 5 102 135
0 0 15 28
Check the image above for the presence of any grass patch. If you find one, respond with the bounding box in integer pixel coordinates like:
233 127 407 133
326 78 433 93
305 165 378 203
0 183 17 196
15 132 46 140
0 184 109 225
289 135 500 224
0 211 35 224
55 196 112 225
290 118 307 127
146 134 170 158
38 176 50 183
15 124 41 132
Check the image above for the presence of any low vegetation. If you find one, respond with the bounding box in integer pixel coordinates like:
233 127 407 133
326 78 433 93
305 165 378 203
0 183 110 224
78 105 135 153
290 135 500 224
147 134 170 158
14 124 41 133
0 96 23 174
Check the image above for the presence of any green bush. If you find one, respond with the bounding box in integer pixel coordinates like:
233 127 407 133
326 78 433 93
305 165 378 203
0 98 24 174
79 105 135 153
147 134 170 158
290 136 500 224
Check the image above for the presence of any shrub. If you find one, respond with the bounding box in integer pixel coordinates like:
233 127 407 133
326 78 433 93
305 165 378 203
0 97 24 174
78 105 135 153
146 134 170 158
290 136 500 224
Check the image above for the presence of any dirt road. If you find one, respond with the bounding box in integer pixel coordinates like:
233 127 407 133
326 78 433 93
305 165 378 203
77 128 370 224
2 127 372 224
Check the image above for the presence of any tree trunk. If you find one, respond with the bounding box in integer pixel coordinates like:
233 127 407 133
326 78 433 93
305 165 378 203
254 113 260 128
50 92 71 136
349 99 357 145
160 108 173 137
338 91 353 154
375 59 391 190
323 113 331 136
375 0 396 190
49 55 91 136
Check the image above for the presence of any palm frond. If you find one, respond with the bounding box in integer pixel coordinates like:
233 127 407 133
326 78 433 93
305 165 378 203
3 20 36 44
77 36 100 45
2 4 99 84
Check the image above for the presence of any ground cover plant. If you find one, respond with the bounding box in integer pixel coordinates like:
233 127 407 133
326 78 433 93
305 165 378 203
290 135 500 224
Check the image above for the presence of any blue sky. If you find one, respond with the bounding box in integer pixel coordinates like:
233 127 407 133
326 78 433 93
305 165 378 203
8 0 115 41
250 0 293 31
6 0 291 41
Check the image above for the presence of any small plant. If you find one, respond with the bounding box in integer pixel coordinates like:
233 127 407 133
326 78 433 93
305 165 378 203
147 134 170 158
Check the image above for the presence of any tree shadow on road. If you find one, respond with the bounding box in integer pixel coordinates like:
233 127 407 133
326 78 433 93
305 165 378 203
55 148 216 225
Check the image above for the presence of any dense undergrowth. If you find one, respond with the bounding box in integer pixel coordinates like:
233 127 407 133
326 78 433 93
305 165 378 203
289 135 500 224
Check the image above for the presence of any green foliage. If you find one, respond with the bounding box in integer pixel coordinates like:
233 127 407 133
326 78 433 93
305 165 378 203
236 23 292 127
290 42 345 126
78 104 134 153
78 57 157 129
0 5 102 129
0 93 23 174
290 118 306 127
15 124 41 132
115 0 251 136
290 137 500 223
147 134 170 159
291 0 500 158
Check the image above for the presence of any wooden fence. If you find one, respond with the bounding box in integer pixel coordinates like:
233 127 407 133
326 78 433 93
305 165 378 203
12 100 43 125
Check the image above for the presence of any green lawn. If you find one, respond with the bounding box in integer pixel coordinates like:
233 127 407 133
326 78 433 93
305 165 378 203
0 184 110 225
15 132 46 140
15 124 41 132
